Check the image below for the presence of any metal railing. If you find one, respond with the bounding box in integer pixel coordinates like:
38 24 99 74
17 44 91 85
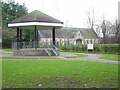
12 41 59 50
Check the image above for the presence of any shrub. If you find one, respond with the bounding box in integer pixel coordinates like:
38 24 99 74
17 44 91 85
60 44 119 54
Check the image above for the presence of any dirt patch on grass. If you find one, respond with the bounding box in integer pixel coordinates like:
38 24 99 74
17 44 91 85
36 76 118 88
38 76 84 88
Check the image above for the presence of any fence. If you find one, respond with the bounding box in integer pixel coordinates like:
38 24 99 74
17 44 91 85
12 41 59 50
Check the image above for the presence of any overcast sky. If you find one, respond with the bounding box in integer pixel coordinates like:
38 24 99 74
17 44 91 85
6 0 120 28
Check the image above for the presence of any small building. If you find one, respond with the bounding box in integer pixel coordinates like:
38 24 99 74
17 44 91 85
8 10 63 56
38 27 99 45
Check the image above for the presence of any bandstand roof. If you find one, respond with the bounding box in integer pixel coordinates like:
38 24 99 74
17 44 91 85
8 10 63 30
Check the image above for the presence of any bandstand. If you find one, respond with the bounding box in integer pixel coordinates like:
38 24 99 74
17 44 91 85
8 10 63 56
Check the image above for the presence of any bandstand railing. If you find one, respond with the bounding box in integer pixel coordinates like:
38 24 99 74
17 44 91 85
12 41 59 50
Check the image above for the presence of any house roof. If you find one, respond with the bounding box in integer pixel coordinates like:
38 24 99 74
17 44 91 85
38 27 98 39
11 10 63 24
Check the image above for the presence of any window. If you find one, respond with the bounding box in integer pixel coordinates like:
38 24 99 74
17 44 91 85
87 39 89 44
90 39 92 44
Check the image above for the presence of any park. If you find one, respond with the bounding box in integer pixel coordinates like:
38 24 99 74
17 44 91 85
1 0 120 89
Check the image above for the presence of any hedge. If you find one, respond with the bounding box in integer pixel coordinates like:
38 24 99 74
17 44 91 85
59 44 119 54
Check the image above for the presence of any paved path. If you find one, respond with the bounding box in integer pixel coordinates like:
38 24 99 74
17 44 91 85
61 53 119 64
1 51 119 64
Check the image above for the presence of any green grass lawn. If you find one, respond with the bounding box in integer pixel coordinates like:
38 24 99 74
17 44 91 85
3 49 13 52
39 57 60 59
2 57 60 59
64 53 88 58
2 60 118 88
2 52 13 54
60 52 74 54
2 52 13 55
99 54 119 61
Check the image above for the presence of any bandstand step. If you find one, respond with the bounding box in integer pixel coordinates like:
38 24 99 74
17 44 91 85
45 49 51 56
51 49 58 56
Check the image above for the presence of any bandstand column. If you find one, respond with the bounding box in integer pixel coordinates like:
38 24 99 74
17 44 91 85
34 26 37 49
20 29 22 48
17 27 20 50
20 29 22 42
36 30 39 43
52 27 55 46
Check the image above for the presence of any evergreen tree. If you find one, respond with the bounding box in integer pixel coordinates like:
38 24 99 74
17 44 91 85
2 1 28 47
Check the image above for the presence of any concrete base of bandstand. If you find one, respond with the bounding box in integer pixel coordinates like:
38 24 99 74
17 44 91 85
13 48 59 56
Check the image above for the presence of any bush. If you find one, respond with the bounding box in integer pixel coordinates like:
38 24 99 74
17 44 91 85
60 44 119 54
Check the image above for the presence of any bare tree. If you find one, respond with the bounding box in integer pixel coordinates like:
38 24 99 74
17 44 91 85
86 9 95 30
100 18 120 44
96 17 114 44
114 19 120 36
86 9 120 44
95 25 102 37
110 19 120 43
101 19 107 44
